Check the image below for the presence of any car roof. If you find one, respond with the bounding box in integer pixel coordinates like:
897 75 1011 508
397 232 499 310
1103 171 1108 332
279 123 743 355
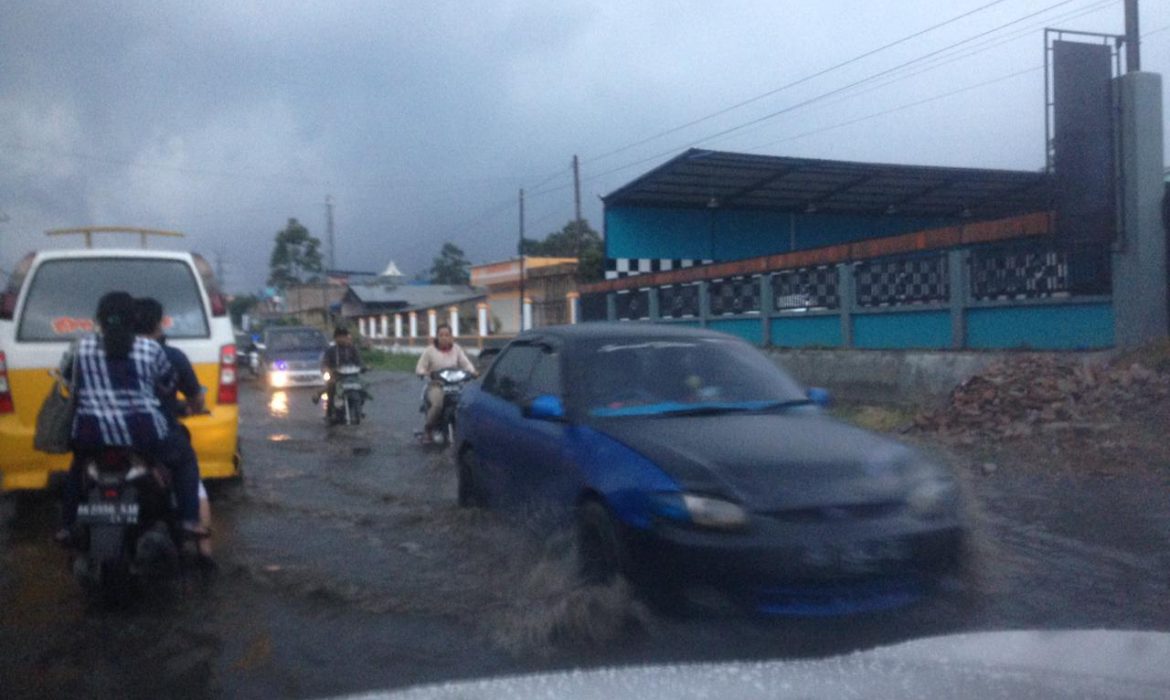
31 248 196 262
515 322 741 346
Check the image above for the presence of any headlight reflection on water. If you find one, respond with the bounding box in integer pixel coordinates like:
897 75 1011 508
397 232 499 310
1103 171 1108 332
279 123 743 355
268 390 289 418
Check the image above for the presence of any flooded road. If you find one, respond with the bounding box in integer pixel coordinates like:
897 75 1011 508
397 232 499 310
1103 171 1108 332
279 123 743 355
2 371 1168 698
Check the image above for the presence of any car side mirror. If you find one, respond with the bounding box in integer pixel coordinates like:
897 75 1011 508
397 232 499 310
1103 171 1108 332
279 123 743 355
806 387 832 408
525 394 566 421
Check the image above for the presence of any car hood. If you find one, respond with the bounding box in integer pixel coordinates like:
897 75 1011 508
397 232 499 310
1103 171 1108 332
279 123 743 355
351 630 1170 699
593 412 925 512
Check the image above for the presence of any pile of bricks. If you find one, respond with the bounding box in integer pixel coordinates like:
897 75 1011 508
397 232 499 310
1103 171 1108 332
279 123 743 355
913 355 1170 441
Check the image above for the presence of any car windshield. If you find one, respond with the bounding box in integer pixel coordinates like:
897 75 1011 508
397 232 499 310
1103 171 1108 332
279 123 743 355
572 336 809 417
266 329 326 352
17 258 209 340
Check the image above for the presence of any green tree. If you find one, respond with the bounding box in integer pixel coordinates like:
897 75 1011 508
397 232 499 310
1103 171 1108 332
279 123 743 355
429 242 471 285
521 219 604 282
228 294 258 328
267 218 324 288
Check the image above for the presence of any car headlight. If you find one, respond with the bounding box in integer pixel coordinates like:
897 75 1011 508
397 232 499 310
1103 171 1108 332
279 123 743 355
651 492 749 530
270 371 289 388
903 459 959 518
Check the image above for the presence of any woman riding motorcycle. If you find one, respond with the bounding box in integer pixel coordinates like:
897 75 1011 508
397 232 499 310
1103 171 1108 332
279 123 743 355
57 291 204 544
414 323 477 444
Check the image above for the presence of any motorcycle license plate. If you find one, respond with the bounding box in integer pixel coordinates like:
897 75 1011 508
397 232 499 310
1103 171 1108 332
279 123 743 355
340 382 362 391
76 502 140 525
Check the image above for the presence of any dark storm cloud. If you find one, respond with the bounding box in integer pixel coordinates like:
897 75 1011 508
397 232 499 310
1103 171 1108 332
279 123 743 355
2 1 1167 291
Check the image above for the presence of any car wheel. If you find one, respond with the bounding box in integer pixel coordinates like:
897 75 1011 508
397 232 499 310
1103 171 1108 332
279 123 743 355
577 499 626 585
457 448 485 508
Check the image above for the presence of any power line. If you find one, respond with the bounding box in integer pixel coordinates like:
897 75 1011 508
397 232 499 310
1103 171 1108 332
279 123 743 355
712 0 1119 150
577 0 1096 187
582 0 1018 166
747 65 1042 152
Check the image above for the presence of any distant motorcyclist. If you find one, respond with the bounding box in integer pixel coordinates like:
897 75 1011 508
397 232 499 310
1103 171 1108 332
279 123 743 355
320 326 364 423
414 324 477 444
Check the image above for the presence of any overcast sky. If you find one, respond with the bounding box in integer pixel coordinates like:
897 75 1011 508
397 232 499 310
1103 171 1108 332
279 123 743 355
2 0 1168 293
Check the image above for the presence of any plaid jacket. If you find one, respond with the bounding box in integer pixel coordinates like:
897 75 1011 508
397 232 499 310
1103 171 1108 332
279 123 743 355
64 334 177 450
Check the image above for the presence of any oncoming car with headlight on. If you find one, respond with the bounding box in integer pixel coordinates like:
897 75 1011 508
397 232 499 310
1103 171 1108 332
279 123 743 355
259 326 328 390
454 323 965 614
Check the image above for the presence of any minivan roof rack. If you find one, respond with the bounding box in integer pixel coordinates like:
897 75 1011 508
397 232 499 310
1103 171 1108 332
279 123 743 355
45 227 185 249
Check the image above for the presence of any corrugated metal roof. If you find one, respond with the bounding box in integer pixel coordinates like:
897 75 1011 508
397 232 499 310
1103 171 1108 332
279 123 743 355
603 149 1054 219
345 283 484 312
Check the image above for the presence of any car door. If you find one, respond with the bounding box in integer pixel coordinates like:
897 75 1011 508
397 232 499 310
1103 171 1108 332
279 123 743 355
505 342 571 509
465 342 542 506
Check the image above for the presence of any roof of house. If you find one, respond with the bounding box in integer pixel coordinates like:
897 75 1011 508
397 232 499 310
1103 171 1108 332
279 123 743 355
603 148 1053 220
344 283 485 313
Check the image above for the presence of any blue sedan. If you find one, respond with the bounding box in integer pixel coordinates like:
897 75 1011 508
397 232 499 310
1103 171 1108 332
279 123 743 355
454 323 965 614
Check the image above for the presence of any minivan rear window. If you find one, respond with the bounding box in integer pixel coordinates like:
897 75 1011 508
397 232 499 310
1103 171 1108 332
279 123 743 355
17 258 210 341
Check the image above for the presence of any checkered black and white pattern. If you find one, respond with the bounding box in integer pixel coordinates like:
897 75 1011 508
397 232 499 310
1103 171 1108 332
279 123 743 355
772 265 839 310
709 275 762 316
970 246 1069 300
605 258 714 280
659 283 702 318
614 288 650 320
855 253 949 308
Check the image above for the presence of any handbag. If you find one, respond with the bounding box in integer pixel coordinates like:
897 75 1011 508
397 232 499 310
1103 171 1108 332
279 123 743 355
33 348 77 454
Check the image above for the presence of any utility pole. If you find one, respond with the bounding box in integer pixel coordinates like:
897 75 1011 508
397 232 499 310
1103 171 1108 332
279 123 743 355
518 188 526 332
213 249 226 285
1124 0 1140 72
572 154 582 258
325 194 336 272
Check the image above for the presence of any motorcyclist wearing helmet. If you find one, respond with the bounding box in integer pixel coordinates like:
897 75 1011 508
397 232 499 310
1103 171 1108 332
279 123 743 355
320 326 364 423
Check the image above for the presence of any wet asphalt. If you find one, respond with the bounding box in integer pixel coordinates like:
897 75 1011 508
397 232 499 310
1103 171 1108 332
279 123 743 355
1 371 1168 698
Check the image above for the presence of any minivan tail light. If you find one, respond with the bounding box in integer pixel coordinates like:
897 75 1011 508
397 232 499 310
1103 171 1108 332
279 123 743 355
0 351 13 413
217 344 237 405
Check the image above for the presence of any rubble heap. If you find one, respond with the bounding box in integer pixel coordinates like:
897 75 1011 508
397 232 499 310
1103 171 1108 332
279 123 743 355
913 355 1170 440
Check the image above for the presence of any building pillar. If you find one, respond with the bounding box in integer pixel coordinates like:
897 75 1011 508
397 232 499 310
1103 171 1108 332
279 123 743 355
566 291 580 324
838 263 855 349
427 308 438 338
1112 71 1168 347
522 297 533 331
448 306 460 337
408 311 418 340
394 314 403 341
477 303 489 336
380 315 389 338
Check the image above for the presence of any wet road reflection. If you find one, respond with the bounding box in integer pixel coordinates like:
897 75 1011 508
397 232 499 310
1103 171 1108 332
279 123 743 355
267 390 289 418
3 371 1169 698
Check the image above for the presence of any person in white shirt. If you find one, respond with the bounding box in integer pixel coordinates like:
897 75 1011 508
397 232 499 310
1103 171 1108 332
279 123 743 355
415 324 477 443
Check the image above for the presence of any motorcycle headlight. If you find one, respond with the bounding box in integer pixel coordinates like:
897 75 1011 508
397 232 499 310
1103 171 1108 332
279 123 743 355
651 492 749 530
322 370 331 382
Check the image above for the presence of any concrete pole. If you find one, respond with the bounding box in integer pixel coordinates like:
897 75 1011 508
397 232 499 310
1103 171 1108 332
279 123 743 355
1112 71 1167 347
427 308 438 338
477 303 489 336
567 291 580 324
394 314 403 341
522 297 533 331
448 306 459 337
380 315 388 338
409 311 418 340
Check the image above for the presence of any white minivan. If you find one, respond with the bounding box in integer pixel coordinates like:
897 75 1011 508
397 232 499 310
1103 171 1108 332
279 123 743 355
0 242 241 492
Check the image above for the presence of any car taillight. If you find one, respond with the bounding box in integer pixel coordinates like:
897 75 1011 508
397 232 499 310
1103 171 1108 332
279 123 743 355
217 344 237 405
0 351 13 413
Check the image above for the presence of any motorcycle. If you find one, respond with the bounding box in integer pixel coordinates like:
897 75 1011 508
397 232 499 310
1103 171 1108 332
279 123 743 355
322 364 369 425
69 448 182 604
419 368 473 446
